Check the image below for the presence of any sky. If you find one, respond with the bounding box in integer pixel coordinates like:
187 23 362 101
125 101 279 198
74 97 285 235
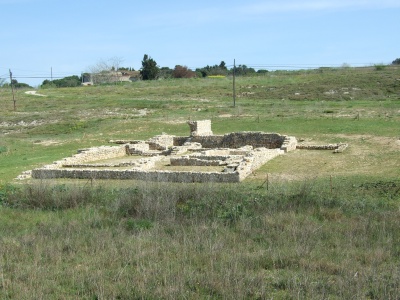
1 0 399 86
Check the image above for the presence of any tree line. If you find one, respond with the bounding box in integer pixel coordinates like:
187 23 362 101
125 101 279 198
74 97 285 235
3 55 399 88
38 55 269 87
139 55 267 80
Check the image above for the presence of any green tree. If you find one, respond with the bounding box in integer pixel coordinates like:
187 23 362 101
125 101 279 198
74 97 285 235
219 61 227 70
196 61 228 77
257 69 269 74
41 75 81 88
10 79 32 89
230 65 256 76
158 67 173 79
140 54 159 80
392 58 400 65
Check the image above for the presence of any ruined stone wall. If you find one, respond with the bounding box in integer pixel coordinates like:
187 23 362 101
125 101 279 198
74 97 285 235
170 157 222 166
126 142 149 154
26 120 299 183
248 148 284 172
147 134 175 150
173 136 190 146
32 168 240 183
235 148 284 181
189 132 287 149
49 146 126 168
296 143 348 153
281 136 297 152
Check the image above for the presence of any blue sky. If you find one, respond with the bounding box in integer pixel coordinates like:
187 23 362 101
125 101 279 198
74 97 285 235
1 0 399 86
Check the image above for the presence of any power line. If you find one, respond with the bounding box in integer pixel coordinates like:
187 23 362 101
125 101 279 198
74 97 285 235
12 76 66 79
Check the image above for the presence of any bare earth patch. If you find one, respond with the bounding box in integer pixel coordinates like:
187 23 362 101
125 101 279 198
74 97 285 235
33 140 63 146
25 91 47 97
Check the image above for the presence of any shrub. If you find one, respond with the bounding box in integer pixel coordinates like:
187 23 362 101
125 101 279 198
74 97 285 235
172 65 196 78
374 64 386 71
41 75 81 88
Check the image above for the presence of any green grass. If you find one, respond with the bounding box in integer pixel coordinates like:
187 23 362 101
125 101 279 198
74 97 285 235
0 179 399 298
0 66 399 298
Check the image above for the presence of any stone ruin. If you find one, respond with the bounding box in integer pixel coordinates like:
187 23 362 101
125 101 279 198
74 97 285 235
24 120 346 183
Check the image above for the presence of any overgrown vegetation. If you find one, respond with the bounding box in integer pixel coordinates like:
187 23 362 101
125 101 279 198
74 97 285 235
41 75 82 88
0 66 399 298
0 179 399 298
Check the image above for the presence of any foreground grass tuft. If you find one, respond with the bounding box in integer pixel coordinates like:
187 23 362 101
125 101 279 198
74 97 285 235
1 180 399 298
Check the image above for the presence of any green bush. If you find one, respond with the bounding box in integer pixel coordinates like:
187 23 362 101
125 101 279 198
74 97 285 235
41 75 81 88
374 64 387 71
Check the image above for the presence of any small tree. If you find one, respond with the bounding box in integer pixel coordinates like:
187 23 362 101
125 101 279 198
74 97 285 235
172 65 196 78
140 54 159 80
196 61 228 77
158 67 173 79
392 58 400 65
10 79 31 89
230 65 256 76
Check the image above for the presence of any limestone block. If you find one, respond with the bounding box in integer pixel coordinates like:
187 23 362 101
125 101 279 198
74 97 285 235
187 120 213 136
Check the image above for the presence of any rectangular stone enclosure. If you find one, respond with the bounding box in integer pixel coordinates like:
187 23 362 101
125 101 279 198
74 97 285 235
31 120 297 183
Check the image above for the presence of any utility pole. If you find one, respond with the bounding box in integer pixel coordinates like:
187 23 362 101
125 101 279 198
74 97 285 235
51 67 53 81
233 59 236 107
9 69 16 111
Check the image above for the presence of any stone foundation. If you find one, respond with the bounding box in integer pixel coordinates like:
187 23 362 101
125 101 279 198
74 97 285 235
32 168 240 183
296 143 348 153
27 120 300 183
185 132 287 149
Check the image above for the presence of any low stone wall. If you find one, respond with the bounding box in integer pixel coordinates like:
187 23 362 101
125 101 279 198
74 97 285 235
190 154 244 161
237 148 284 181
185 132 288 149
147 134 175 150
296 143 348 153
125 142 149 154
32 168 240 183
30 140 286 183
27 121 299 183
48 146 126 168
170 157 224 167
173 136 189 146
63 157 159 170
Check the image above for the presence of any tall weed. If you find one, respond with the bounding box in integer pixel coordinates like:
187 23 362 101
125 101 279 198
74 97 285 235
1 178 399 298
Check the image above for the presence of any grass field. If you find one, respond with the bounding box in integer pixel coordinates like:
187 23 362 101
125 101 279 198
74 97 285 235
0 66 399 299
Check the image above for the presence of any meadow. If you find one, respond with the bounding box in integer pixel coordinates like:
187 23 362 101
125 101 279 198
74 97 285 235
0 66 399 299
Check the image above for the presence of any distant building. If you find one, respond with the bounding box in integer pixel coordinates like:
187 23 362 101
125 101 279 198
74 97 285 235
83 71 141 85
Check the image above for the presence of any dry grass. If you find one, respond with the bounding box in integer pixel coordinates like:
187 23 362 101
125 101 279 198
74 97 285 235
250 133 400 182
0 67 399 298
1 180 399 298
